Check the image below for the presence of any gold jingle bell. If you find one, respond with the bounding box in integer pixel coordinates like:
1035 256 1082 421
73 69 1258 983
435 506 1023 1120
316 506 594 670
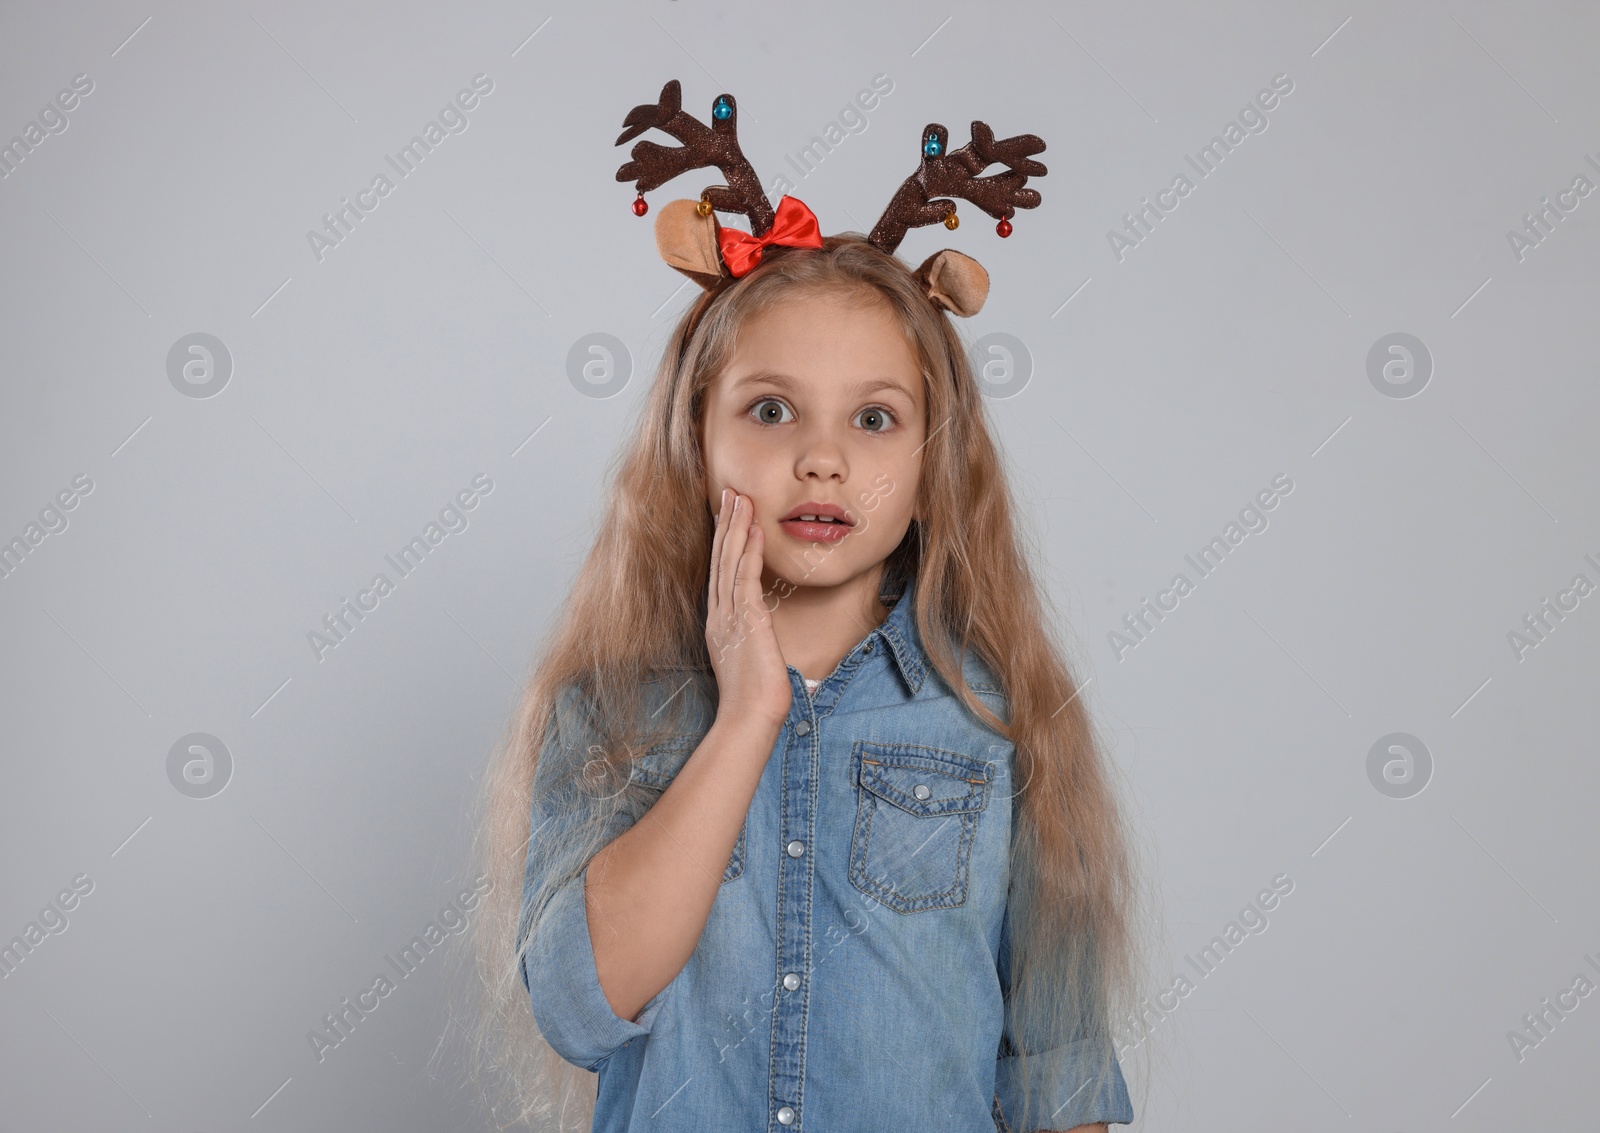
943 208 959 231
697 197 714 217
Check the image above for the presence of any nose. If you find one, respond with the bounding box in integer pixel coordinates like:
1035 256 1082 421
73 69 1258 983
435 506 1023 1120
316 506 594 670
793 421 847 481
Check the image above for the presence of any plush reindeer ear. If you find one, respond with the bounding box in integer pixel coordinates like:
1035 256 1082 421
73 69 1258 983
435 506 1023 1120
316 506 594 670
655 199 726 290
914 249 989 317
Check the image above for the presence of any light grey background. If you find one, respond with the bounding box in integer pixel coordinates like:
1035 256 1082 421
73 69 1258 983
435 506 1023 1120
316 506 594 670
2 1 1596 1129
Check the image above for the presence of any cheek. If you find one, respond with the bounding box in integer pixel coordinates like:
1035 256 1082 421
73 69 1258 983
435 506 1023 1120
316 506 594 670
858 458 920 529
697 420 732 488
703 444 750 490
882 450 922 502
700 429 769 503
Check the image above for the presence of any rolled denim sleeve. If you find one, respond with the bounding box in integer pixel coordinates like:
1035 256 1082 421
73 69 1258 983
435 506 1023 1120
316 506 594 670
994 908 1135 1130
995 1035 1133 1130
520 862 670 1071
516 684 672 1071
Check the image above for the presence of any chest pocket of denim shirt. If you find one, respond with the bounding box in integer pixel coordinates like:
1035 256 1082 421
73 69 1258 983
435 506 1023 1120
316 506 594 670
849 741 993 914
634 736 746 884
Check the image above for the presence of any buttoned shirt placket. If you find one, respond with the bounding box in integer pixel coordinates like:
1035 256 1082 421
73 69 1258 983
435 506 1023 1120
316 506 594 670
766 624 892 1131
769 659 819 1131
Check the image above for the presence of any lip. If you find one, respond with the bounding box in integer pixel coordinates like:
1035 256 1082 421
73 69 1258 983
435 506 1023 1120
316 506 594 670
779 501 855 526
777 500 855 544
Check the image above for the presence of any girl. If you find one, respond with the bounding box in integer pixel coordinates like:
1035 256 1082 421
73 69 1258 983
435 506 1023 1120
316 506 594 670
469 82 1149 1133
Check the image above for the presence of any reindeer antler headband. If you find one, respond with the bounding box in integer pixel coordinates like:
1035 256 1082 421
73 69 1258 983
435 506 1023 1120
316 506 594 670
615 80 1048 318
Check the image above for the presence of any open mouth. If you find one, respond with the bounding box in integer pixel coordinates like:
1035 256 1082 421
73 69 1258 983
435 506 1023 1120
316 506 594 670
777 505 855 543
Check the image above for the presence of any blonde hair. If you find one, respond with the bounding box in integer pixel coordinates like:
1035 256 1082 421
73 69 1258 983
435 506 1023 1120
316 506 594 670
459 234 1153 1132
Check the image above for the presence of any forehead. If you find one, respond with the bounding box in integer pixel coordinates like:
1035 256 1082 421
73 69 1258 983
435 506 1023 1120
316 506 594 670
716 290 923 402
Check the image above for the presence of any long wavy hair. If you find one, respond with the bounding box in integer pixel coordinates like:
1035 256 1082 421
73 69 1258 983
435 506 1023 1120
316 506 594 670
460 234 1153 1132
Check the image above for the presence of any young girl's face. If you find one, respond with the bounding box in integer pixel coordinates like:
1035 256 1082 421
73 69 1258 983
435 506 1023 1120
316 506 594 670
698 288 926 593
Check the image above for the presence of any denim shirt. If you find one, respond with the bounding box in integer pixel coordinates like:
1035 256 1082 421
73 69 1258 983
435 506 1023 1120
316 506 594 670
518 574 1134 1131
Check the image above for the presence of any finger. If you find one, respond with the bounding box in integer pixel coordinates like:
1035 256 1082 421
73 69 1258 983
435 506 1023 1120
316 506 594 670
714 490 738 628
721 493 750 622
709 487 731 614
732 510 762 627
742 523 769 625
727 493 751 632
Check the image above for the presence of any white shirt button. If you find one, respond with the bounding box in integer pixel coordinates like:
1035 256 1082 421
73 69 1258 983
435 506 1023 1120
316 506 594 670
783 972 800 990
786 839 805 857
777 1105 796 1124
913 783 931 800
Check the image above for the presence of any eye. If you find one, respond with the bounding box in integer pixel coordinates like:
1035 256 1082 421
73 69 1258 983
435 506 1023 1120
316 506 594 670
744 397 900 433
855 406 898 433
748 397 793 426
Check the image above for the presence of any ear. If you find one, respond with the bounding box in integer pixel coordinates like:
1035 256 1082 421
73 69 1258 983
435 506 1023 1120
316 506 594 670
914 249 989 317
655 199 726 290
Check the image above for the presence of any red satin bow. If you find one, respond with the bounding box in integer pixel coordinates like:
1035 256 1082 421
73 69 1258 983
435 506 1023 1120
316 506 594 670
717 196 824 277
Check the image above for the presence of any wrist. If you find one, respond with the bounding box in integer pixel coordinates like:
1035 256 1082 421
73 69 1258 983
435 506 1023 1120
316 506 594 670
710 709 788 747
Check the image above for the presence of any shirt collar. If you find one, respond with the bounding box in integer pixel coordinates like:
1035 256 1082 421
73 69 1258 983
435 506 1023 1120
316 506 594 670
658 571 929 696
872 571 928 697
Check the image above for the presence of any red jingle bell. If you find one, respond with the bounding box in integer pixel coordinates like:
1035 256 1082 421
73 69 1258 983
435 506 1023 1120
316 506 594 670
632 192 649 217
996 217 1013 238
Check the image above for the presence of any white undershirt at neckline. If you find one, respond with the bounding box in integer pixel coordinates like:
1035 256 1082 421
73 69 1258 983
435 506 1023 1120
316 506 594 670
803 677 821 695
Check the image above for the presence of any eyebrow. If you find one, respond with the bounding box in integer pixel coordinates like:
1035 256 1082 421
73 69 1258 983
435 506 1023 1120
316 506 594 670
729 370 915 400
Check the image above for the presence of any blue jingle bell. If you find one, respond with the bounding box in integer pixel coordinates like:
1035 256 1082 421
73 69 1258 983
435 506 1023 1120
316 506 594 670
923 135 942 158
713 97 732 121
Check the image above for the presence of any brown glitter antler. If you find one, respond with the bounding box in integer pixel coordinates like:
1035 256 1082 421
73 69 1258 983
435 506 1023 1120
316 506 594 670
868 121 1048 253
615 80 775 236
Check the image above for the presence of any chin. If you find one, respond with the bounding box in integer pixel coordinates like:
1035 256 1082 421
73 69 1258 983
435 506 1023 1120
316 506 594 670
770 557 875 593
